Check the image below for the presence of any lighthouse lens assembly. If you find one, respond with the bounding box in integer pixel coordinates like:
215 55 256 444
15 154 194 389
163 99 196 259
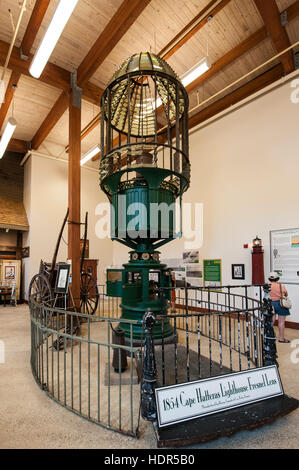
100 52 190 341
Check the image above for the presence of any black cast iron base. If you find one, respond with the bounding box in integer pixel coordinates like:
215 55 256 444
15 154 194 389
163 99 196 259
154 394 298 448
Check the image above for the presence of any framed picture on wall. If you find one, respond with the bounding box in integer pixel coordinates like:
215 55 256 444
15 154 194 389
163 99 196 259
232 264 245 280
21 247 30 258
4 265 15 280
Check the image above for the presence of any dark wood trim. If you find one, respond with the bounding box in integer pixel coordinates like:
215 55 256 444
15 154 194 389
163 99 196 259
0 70 21 130
20 0 51 58
185 27 268 94
92 0 299 163
7 138 27 153
160 0 232 60
287 0 299 22
274 320 299 330
29 0 149 150
77 0 151 87
254 0 294 74
68 89 81 310
188 64 284 131
0 39 102 105
0 245 18 251
177 304 299 330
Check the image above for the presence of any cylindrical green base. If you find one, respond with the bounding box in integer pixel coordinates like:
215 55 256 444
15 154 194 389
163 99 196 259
118 257 174 341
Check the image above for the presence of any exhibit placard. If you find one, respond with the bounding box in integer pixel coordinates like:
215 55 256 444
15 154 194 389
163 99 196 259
270 228 299 284
54 264 71 294
155 365 283 428
203 259 222 287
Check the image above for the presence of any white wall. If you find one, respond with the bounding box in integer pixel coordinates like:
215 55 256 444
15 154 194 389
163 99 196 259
22 157 31 297
112 77 299 323
23 155 113 299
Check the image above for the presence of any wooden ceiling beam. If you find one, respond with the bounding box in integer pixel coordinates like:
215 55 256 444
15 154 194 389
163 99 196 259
254 0 294 74
185 26 268 94
31 0 151 150
0 39 102 104
7 138 27 153
77 0 151 87
0 70 21 131
90 28 270 161
188 64 284 130
93 63 285 163
91 0 299 162
20 0 51 58
0 2 50 136
286 0 299 22
159 0 231 60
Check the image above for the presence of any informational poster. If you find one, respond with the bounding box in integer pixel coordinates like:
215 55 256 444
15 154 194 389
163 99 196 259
270 228 299 284
163 257 203 286
183 250 200 264
186 265 203 287
203 259 222 288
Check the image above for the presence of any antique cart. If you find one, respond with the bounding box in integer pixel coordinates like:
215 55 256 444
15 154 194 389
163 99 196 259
28 210 99 315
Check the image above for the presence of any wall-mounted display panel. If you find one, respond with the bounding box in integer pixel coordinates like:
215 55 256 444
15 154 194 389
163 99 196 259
270 228 299 284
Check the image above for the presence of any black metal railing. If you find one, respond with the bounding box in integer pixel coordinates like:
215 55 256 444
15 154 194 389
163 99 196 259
30 284 277 434
30 299 141 438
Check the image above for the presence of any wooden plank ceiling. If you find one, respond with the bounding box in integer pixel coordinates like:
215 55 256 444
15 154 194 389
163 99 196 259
0 0 298 168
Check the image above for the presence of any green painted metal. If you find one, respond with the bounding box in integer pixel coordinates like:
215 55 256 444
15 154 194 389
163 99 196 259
99 52 190 341
118 258 173 339
107 269 123 298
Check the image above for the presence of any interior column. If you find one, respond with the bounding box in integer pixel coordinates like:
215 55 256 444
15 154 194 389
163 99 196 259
68 75 82 311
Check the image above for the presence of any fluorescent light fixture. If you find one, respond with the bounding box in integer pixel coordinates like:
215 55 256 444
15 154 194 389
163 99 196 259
0 117 17 159
153 57 211 109
29 0 79 79
181 57 211 87
80 145 100 166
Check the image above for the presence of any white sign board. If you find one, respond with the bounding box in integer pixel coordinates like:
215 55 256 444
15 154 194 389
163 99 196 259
155 366 283 428
270 228 299 284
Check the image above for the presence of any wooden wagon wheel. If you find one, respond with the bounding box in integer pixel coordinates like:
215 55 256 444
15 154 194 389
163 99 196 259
80 273 99 315
29 273 52 306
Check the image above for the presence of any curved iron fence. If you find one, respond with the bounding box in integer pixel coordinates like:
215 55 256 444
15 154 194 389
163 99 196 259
30 300 141 438
30 284 274 438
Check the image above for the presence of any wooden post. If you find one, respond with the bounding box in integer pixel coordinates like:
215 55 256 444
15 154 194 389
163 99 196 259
68 74 82 311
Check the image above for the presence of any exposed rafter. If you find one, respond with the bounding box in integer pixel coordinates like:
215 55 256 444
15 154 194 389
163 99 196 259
159 0 232 60
5 0 299 157
188 64 285 130
7 138 27 153
0 70 20 131
185 26 268 94
31 0 151 151
77 0 151 87
0 39 103 105
0 1 51 135
254 0 294 74
85 0 234 160
286 0 299 22
20 0 51 58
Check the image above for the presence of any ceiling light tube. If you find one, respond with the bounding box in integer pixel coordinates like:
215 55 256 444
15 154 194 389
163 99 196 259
153 57 211 109
80 145 100 166
181 57 211 87
29 0 79 79
0 117 17 159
